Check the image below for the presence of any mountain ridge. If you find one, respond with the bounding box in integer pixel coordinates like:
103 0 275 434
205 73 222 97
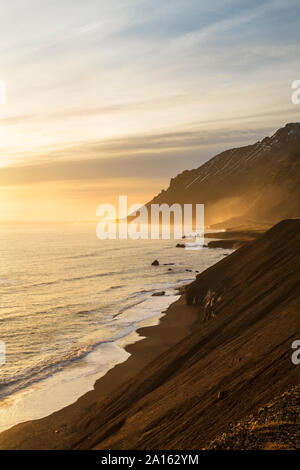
147 123 300 228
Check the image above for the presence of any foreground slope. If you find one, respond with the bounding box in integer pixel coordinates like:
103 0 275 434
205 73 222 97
148 123 300 228
70 219 300 449
206 385 299 450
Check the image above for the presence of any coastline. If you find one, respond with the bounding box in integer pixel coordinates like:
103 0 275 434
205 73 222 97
1 220 299 450
0 295 198 450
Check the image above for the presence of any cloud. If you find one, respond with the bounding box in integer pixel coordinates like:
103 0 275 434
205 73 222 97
0 94 188 126
0 125 277 186
1 0 300 182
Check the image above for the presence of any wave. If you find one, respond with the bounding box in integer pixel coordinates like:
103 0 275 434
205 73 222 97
19 271 121 290
113 298 147 318
66 252 100 260
102 285 124 293
0 269 197 403
0 324 136 399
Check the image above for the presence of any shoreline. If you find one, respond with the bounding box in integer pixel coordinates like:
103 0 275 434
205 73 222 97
0 294 198 449
0 273 195 433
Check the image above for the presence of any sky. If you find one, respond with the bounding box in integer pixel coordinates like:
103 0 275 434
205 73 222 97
0 0 300 221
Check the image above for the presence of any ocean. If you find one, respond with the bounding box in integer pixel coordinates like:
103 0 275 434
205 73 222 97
0 224 229 432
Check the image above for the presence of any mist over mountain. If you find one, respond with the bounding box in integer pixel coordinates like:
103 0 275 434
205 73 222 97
148 123 300 228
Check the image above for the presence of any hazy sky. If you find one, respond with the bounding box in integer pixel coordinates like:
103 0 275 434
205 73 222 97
0 0 300 221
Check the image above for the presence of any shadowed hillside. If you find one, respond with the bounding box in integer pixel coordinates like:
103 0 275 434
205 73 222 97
206 385 300 450
69 219 299 449
147 123 300 228
71 219 299 449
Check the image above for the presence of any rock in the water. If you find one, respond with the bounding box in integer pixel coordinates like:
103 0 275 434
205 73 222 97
151 259 159 266
152 291 165 296
176 243 185 248
208 239 243 249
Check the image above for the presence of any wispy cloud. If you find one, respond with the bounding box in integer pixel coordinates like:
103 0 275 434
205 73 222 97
0 125 276 186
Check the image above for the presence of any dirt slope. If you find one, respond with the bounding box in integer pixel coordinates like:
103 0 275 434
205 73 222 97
206 385 300 450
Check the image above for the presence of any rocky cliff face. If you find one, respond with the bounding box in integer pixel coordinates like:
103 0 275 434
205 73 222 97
148 123 300 228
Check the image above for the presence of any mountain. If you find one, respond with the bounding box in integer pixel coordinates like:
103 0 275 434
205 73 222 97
147 123 300 228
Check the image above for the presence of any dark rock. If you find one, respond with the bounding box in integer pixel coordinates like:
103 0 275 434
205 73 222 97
152 291 165 297
151 260 159 266
176 243 185 248
208 239 244 249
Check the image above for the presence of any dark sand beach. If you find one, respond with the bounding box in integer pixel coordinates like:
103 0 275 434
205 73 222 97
0 219 299 450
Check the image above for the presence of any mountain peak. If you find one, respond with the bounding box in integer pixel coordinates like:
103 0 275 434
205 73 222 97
148 123 300 228
285 122 300 128
271 122 300 143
